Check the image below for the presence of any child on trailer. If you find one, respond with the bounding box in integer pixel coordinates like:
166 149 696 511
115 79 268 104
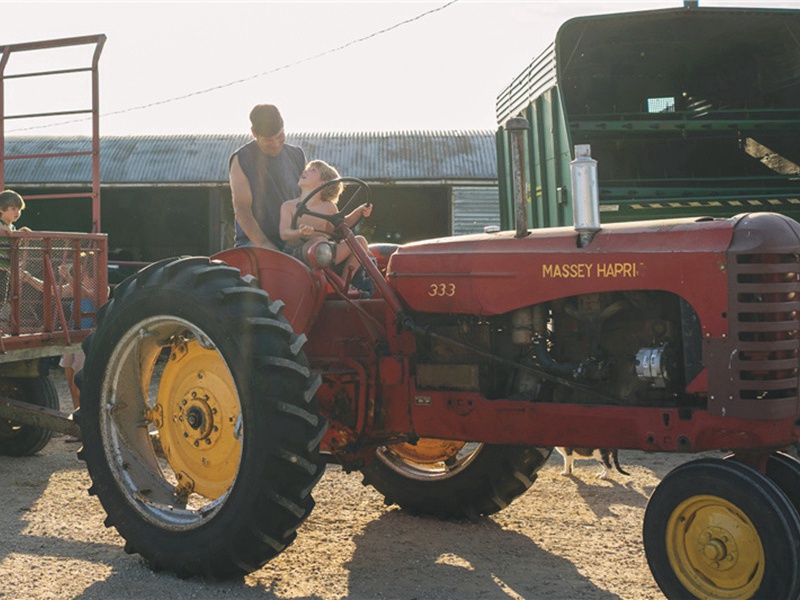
22 257 97 442
279 160 374 296
0 190 32 326
0 190 32 235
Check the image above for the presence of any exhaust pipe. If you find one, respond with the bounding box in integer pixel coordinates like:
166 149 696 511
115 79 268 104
570 144 601 247
506 117 530 239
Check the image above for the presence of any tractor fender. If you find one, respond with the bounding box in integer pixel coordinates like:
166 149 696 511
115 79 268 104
212 247 327 334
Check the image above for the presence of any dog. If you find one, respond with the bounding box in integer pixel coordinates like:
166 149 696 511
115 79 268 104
555 447 630 479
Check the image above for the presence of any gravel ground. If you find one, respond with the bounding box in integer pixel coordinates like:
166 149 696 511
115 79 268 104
0 368 728 600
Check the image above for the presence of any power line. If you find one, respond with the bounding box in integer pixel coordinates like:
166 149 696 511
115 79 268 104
8 0 460 133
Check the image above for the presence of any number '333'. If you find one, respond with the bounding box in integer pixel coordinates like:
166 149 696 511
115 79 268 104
428 283 456 297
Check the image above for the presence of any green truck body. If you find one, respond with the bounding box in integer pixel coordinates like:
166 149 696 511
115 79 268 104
496 5 800 229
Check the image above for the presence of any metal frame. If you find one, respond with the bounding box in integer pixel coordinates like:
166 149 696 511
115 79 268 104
0 34 106 232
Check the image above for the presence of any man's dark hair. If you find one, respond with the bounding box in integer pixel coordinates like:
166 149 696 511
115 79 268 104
0 190 25 210
250 104 284 137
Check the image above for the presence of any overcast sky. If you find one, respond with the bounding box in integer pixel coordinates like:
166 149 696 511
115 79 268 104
3 1 799 136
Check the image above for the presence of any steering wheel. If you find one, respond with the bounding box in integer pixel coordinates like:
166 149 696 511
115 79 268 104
291 177 370 230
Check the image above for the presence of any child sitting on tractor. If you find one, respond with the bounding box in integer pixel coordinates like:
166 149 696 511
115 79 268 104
279 160 374 296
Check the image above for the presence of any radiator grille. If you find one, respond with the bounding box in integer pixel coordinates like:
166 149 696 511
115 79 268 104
732 253 800 403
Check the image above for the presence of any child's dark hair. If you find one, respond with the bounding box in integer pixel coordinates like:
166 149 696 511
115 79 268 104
250 104 284 137
0 190 25 211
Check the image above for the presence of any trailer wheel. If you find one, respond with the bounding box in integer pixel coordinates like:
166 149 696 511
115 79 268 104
361 440 550 519
0 376 59 456
643 458 800 600
78 257 326 578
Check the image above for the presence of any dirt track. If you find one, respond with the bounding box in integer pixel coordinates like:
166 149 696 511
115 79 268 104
0 368 716 600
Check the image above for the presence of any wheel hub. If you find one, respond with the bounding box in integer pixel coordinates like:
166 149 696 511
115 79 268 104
667 495 764 599
388 439 466 465
175 389 223 448
698 526 737 568
152 338 242 500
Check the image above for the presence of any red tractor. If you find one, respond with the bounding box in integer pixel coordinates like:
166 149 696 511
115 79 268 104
78 139 800 598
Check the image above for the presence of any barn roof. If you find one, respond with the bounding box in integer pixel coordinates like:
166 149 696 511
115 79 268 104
4 131 498 185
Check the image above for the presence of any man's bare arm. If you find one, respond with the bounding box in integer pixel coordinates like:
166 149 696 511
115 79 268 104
229 156 278 250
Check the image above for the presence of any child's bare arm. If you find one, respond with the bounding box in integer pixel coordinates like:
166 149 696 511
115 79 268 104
344 203 372 227
279 200 315 242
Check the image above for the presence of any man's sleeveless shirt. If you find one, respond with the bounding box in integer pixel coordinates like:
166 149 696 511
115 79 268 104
231 140 306 248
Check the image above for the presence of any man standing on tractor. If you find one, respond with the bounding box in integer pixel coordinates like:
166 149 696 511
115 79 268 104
229 104 306 250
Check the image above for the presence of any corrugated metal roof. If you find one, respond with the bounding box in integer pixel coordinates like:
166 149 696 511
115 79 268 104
4 131 497 185
452 186 501 235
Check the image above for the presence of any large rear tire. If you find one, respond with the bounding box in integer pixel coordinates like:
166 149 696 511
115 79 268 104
643 458 800 599
78 257 326 578
0 375 59 456
361 440 550 519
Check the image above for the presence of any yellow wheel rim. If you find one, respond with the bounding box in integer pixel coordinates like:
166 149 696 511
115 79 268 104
666 494 765 599
377 439 483 481
154 338 242 499
388 439 467 465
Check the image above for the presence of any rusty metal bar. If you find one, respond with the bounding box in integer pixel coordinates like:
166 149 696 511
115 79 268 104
93 239 107 321
0 396 80 436
4 67 93 80
17 193 93 201
0 334 89 354
0 34 106 54
0 43 10 188
42 247 71 345
71 241 82 329
13 231 106 241
91 37 104 233
8 237 20 336
4 151 92 160
6 109 92 120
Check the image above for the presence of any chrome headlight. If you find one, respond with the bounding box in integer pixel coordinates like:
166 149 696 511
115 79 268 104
307 240 335 269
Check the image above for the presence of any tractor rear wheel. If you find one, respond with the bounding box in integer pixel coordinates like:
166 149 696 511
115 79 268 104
78 257 326 578
0 375 59 456
643 458 800 600
361 440 550 519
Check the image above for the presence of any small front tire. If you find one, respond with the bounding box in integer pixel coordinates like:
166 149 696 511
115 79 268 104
643 458 800 599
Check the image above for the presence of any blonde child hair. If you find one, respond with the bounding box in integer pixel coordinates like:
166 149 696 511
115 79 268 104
308 160 344 202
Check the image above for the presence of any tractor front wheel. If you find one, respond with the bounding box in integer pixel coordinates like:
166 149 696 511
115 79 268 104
78 257 326 578
361 440 550 519
643 458 800 600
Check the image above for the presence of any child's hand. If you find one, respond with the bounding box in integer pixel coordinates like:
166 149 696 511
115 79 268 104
298 224 314 238
360 203 373 218
17 226 32 232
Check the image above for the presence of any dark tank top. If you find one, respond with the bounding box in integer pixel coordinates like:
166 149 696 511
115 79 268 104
231 140 305 248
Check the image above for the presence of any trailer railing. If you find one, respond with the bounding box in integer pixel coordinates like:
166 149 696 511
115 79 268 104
0 231 107 355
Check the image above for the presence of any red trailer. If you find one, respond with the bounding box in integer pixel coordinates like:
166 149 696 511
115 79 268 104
0 35 108 454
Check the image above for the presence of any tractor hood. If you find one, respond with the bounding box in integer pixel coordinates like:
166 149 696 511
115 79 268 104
386 213 800 325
